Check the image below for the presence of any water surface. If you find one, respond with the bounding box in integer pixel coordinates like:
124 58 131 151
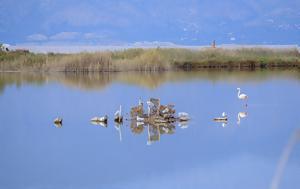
0 70 300 189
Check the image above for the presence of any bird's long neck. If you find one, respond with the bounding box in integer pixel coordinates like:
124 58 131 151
237 89 240 97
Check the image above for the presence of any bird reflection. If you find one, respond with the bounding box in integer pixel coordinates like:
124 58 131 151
114 123 122 142
91 121 107 127
143 122 175 145
130 120 144 134
178 121 189 129
237 112 247 125
90 115 108 127
147 124 152 146
54 122 63 128
131 121 177 145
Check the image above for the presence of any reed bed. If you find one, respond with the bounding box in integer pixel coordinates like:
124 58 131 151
1 47 300 72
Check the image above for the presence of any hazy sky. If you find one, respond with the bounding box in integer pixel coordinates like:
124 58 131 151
0 0 300 45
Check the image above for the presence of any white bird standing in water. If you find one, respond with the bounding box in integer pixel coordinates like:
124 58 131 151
237 88 248 106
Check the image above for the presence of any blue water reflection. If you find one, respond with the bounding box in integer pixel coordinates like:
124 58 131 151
0 71 299 189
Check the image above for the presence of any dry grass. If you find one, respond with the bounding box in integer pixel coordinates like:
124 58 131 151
1 47 300 72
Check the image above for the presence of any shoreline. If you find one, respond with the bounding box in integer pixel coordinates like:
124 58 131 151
1 70 300 93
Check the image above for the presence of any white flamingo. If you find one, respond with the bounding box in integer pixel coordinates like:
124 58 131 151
237 88 248 106
237 112 247 125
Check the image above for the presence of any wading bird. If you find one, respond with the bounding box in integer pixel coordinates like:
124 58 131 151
237 88 248 106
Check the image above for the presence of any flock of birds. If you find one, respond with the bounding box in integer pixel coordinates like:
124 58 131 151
53 99 190 128
213 87 248 127
54 105 123 128
90 105 123 126
54 87 248 128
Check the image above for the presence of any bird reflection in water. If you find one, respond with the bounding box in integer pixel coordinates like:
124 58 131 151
130 117 176 145
54 122 63 128
178 121 189 129
147 123 176 145
114 122 122 142
91 121 107 127
237 112 247 125
90 115 108 127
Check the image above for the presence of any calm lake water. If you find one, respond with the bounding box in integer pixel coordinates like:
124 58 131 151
0 70 300 189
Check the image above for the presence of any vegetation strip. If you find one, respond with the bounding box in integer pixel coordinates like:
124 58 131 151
1 47 300 72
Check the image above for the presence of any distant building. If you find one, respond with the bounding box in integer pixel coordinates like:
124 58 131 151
0 43 10 52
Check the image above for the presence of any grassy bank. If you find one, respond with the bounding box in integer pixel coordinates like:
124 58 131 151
1 47 300 72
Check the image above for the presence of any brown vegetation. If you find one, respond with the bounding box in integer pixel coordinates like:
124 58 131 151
1 47 300 72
